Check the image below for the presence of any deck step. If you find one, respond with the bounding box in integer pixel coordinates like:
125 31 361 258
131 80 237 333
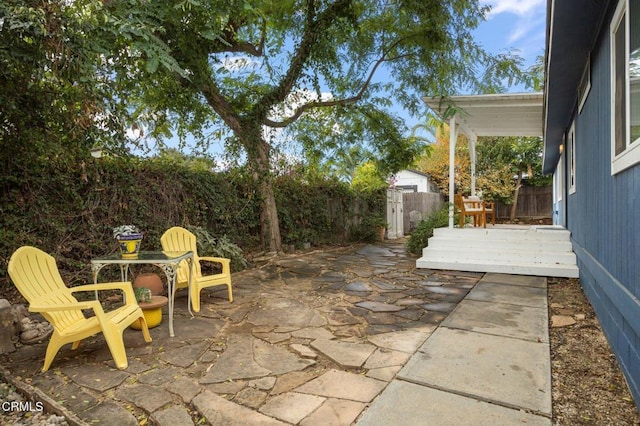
416 225 579 278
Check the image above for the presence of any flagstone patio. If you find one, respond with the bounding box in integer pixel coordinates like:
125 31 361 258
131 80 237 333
1 240 485 425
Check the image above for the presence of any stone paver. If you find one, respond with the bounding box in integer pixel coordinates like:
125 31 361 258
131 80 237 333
82 400 138 425
357 380 551 426
295 369 386 402
247 298 326 327
355 301 405 312
260 392 326 423
1 241 493 425
366 327 434 353
300 398 367 426
152 405 195 426
443 299 548 342
363 348 411 369
160 340 211 367
291 343 318 358
467 281 547 307
481 273 547 288
310 339 376 368
365 365 402 381
165 377 203 403
116 384 174 413
62 364 129 391
193 390 286 425
201 333 315 383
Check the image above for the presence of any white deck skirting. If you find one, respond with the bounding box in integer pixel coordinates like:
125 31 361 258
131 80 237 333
416 225 580 278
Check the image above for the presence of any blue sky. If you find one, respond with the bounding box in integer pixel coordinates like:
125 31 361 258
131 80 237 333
475 0 546 79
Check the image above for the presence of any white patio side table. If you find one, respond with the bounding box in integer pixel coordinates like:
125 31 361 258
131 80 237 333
91 251 194 337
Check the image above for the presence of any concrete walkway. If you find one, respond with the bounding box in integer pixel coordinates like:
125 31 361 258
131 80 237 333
357 273 552 425
1 241 551 425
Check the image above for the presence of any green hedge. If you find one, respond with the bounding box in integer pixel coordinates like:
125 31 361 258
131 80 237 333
0 155 384 293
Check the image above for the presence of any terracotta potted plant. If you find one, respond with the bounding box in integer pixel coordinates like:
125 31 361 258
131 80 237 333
133 273 164 296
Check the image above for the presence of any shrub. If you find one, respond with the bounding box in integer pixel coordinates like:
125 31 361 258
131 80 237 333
187 226 248 272
406 205 451 255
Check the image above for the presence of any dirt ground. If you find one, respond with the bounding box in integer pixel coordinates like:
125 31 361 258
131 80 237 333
548 277 640 425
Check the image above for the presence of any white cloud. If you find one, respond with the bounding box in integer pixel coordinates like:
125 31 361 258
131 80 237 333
507 12 545 45
478 0 546 61
481 0 545 17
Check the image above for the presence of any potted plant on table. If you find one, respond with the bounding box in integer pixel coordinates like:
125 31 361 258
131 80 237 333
113 225 143 259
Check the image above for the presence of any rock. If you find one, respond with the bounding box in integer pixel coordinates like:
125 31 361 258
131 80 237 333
19 317 53 345
575 313 586 320
0 327 16 354
0 303 30 353
551 315 576 327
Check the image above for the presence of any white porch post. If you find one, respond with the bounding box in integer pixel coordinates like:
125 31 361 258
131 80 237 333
470 135 477 196
448 117 457 229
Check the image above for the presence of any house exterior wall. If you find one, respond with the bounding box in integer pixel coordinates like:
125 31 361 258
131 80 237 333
394 170 434 193
560 2 640 405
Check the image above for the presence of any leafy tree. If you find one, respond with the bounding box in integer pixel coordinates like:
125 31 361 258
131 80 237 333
476 136 550 220
99 0 525 252
0 0 186 174
416 126 473 196
350 161 388 192
0 0 103 167
1 1 526 252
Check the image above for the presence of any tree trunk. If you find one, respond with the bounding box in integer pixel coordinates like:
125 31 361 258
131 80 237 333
510 170 523 222
247 135 282 253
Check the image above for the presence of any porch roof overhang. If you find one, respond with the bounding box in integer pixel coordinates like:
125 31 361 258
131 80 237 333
423 92 544 138
422 92 544 228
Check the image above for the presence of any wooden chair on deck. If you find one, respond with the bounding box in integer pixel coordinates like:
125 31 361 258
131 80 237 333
454 194 486 228
466 195 495 226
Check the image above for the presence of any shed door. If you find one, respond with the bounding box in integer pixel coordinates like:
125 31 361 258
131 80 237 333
386 189 404 239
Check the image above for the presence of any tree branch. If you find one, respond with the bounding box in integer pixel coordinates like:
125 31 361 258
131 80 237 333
265 45 413 128
257 0 352 116
210 16 265 57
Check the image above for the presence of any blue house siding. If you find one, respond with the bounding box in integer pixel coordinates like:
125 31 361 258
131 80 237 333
561 2 640 406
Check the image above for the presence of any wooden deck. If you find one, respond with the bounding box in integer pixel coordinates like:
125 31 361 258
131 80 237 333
416 225 579 278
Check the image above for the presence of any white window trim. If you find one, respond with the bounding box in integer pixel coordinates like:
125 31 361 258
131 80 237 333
610 0 640 175
578 54 591 113
568 122 577 194
557 135 565 202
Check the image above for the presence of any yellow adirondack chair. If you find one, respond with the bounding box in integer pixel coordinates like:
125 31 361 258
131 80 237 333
161 227 233 312
8 246 152 372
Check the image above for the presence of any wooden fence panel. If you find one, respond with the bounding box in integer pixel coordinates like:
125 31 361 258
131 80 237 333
495 185 552 219
402 192 444 233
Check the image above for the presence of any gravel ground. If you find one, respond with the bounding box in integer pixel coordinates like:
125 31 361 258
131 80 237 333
0 381 68 426
548 277 639 425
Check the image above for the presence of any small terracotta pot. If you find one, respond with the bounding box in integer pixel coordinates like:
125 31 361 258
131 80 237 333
133 273 164 296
